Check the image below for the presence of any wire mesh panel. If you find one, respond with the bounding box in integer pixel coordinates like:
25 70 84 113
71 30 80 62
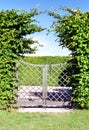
17 61 72 108
46 63 72 107
17 61 44 107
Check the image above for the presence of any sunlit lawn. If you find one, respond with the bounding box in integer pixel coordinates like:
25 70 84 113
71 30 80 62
0 109 89 130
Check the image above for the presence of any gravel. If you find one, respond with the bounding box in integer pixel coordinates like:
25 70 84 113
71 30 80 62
17 107 72 113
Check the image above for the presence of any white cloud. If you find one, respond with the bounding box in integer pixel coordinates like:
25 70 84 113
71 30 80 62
25 33 71 56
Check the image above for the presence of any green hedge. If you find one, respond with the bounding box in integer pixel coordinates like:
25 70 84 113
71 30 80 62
21 56 71 64
0 9 43 110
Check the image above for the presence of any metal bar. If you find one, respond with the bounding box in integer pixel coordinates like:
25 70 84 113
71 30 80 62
19 60 45 67
42 65 48 107
19 60 68 67
49 64 52 74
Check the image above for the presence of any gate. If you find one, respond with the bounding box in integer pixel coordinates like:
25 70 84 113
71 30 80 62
17 60 72 108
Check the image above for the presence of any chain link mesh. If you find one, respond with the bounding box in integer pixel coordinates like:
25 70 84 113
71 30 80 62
17 60 72 107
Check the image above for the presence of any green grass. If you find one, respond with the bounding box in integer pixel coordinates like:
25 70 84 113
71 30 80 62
21 56 71 64
0 110 89 130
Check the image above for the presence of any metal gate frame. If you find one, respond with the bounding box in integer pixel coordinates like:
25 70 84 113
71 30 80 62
17 61 72 108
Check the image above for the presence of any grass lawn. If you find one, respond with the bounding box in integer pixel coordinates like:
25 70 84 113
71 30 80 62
0 110 89 130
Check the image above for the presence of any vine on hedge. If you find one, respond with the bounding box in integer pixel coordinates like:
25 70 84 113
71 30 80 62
0 9 43 109
49 8 89 108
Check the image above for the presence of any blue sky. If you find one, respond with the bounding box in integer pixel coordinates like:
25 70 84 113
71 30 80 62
0 0 89 56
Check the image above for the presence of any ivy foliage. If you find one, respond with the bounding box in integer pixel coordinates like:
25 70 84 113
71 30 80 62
0 8 43 109
49 8 89 108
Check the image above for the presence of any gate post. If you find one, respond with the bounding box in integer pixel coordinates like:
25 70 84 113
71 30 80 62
42 65 47 107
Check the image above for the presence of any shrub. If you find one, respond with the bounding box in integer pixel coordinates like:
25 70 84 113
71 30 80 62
0 8 42 109
49 8 89 108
